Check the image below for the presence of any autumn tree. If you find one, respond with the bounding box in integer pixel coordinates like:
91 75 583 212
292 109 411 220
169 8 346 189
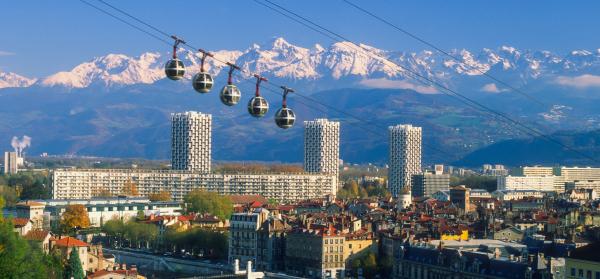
121 179 139 196
60 204 90 234
184 190 232 220
148 190 172 202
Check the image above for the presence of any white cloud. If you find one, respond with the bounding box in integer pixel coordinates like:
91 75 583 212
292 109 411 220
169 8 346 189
555 74 600 89
359 78 438 94
0 50 15 56
480 83 507 93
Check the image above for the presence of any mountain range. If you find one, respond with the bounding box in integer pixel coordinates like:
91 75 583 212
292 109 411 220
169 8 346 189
1 37 599 165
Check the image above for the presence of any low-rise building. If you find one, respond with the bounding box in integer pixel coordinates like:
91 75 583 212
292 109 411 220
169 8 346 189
492 190 545 201
565 242 600 279
285 226 345 278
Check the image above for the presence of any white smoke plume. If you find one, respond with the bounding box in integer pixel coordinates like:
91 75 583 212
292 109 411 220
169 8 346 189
11 135 31 157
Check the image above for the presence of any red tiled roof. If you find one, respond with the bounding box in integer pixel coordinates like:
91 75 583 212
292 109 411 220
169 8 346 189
87 269 138 278
228 195 267 205
54 236 89 247
12 218 30 227
24 230 51 241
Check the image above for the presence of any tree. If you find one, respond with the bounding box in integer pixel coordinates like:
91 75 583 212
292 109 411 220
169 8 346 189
64 247 84 279
361 251 378 278
0 199 63 278
102 219 125 247
148 190 172 202
121 179 139 196
60 204 90 234
185 190 232 220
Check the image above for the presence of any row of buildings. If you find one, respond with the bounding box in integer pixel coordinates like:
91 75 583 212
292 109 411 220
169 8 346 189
50 111 433 202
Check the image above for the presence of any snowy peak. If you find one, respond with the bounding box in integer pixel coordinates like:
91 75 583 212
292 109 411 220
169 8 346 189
0 71 36 89
4 38 600 91
41 52 164 88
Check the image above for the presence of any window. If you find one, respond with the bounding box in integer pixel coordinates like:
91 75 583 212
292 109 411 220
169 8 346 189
595 271 600 279
587 270 592 279
580 269 584 277
572 268 576 276
349 244 353 249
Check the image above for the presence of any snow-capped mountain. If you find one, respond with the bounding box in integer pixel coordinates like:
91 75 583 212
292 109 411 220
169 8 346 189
3 37 600 92
0 71 36 89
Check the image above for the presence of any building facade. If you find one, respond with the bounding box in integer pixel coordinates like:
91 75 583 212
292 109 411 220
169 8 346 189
51 169 337 202
304 119 340 190
522 166 554 177
388 124 422 197
171 111 212 173
497 176 556 192
3 151 18 174
411 171 450 198
228 208 270 269
285 227 346 278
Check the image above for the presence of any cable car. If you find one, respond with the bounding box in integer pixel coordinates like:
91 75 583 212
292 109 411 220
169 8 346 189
248 75 269 117
220 63 241 106
165 36 185 80
274 86 295 129
192 49 213 93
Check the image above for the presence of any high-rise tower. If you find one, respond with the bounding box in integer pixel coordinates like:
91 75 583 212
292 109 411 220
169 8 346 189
388 124 422 197
171 111 212 173
304 119 340 190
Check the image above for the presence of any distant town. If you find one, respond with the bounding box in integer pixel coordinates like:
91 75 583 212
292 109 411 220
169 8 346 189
0 110 599 279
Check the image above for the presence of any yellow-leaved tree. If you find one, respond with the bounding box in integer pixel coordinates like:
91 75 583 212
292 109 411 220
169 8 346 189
60 204 90 234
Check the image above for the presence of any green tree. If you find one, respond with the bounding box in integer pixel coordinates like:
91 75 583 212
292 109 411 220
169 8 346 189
0 199 63 278
185 190 232 220
361 251 378 278
102 219 125 247
64 247 84 279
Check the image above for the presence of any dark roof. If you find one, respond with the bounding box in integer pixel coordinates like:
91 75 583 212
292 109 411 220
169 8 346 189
569 242 600 262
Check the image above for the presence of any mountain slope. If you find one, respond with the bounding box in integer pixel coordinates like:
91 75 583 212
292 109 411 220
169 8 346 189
455 129 600 166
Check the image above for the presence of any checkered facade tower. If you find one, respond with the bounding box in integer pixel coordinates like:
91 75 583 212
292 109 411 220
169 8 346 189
389 124 422 197
171 111 212 173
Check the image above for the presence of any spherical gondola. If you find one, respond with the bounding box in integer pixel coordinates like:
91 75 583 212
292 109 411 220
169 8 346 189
220 84 241 106
274 86 295 129
275 107 295 129
192 49 213 93
248 75 269 117
165 36 185 80
248 96 269 118
192 72 213 93
220 63 241 106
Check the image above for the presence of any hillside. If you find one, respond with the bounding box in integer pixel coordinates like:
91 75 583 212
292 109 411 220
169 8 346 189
455 129 600 166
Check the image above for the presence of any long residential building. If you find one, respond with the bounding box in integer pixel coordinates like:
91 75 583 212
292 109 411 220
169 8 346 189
51 168 337 202
497 175 555 192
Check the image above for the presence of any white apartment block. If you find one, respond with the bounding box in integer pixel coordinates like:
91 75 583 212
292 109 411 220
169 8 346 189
171 111 212 173
388 124 422 197
497 176 555 192
492 190 545 201
304 119 340 188
522 166 554 177
3 151 18 174
559 167 600 181
51 169 337 202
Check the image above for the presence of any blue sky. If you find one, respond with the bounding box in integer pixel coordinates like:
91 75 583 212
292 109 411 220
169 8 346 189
1 0 599 77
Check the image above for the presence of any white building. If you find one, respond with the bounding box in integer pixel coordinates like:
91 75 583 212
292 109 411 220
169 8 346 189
20 197 181 229
388 124 422 197
492 190 545 201
3 151 18 174
522 166 554 177
51 169 337 202
497 176 555 192
171 111 211 173
559 167 600 181
304 118 340 188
